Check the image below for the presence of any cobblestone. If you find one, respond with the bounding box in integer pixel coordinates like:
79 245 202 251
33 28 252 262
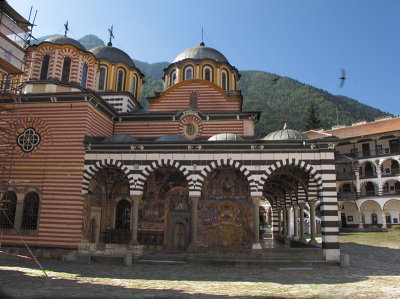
0 232 399 298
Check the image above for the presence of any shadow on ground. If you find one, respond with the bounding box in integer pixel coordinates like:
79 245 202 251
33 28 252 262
0 241 399 298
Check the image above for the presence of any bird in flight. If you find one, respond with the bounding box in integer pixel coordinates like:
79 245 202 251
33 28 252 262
339 69 346 88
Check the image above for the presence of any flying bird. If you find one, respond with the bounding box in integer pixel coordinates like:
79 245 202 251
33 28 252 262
339 69 346 88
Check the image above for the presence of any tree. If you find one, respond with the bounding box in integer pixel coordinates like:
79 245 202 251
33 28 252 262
305 103 322 130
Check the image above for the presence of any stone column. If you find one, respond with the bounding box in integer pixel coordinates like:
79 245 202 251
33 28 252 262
277 207 282 236
358 210 364 228
14 193 25 231
381 211 387 229
355 170 361 198
129 195 141 245
299 203 306 242
189 196 200 249
282 207 287 237
285 206 292 238
252 197 262 249
308 200 318 246
293 206 300 241
377 165 383 196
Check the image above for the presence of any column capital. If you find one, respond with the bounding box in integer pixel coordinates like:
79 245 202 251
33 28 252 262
252 196 263 205
130 195 141 203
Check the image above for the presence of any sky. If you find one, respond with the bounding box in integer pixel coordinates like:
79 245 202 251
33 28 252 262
9 0 400 115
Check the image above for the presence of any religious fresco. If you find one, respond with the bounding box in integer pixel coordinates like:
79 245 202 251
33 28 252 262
139 168 188 246
83 167 130 241
197 167 254 248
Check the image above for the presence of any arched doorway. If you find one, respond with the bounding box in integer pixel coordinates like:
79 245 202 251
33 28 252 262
198 166 252 248
139 167 189 250
85 167 131 244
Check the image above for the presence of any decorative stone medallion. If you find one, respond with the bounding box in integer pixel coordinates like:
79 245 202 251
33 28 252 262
179 115 203 140
17 127 41 153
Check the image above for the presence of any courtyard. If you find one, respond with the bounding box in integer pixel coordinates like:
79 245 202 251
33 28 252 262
0 231 399 298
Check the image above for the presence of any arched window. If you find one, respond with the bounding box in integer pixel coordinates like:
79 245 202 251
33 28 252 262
189 91 198 108
81 64 88 88
98 66 107 90
184 66 193 80
232 74 237 90
116 68 126 91
132 74 137 98
0 191 17 228
221 70 228 90
39 55 50 80
170 70 177 86
115 199 131 229
21 192 40 230
61 57 71 83
203 66 213 82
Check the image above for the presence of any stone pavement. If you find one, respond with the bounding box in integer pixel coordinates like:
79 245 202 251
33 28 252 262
0 233 399 298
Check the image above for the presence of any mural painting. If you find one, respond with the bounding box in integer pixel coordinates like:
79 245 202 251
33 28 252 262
197 167 253 248
139 167 188 248
84 167 130 242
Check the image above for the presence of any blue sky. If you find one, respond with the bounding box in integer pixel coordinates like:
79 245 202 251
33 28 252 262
10 0 400 115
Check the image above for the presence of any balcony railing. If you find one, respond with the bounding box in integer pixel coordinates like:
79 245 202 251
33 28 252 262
338 192 357 200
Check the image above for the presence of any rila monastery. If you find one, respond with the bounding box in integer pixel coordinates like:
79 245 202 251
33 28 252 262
0 1 399 265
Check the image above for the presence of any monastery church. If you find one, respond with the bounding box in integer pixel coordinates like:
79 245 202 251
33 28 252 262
0 3 341 263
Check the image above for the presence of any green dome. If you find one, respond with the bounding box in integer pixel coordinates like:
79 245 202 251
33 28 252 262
262 124 309 141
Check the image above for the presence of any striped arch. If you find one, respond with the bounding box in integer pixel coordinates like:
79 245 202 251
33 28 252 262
82 159 133 195
355 159 378 171
135 159 191 192
196 158 256 193
257 158 323 196
359 179 379 189
381 177 400 188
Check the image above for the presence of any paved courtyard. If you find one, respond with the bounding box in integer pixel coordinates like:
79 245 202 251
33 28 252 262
0 231 399 298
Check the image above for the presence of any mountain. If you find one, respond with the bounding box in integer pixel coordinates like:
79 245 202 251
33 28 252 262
78 34 105 49
239 71 386 137
39 34 388 136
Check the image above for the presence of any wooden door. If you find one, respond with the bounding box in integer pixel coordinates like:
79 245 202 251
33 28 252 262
173 223 186 250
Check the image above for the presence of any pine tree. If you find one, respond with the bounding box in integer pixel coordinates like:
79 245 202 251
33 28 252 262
305 103 322 130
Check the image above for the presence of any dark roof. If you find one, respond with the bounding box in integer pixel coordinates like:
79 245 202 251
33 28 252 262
45 36 86 51
155 134 188 142
262 128 309 141
208 133 244 141
103 134 137 143
174 43 229 63
90 45 135 68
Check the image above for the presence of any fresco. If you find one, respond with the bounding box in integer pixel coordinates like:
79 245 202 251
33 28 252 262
139 168 188 231
197 167 253 248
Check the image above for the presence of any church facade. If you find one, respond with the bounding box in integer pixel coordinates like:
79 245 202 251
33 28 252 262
0 15 340 261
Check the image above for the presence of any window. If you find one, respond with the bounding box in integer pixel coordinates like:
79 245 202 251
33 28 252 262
189 91 198 108
203 66 213 82
232 74 237 90
132 75 137 98
376 144 383 155
81 64 88 88
385 213 391 224
21 192 40 230
116 68 126 91
98 66 107 90
17 127 41 153
342 183 351 193
221 70 228 90
184 66 193 80
170 70 177 86
0 191 17 228
40 55 50 80
61 57 71 83
115 199 131 229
